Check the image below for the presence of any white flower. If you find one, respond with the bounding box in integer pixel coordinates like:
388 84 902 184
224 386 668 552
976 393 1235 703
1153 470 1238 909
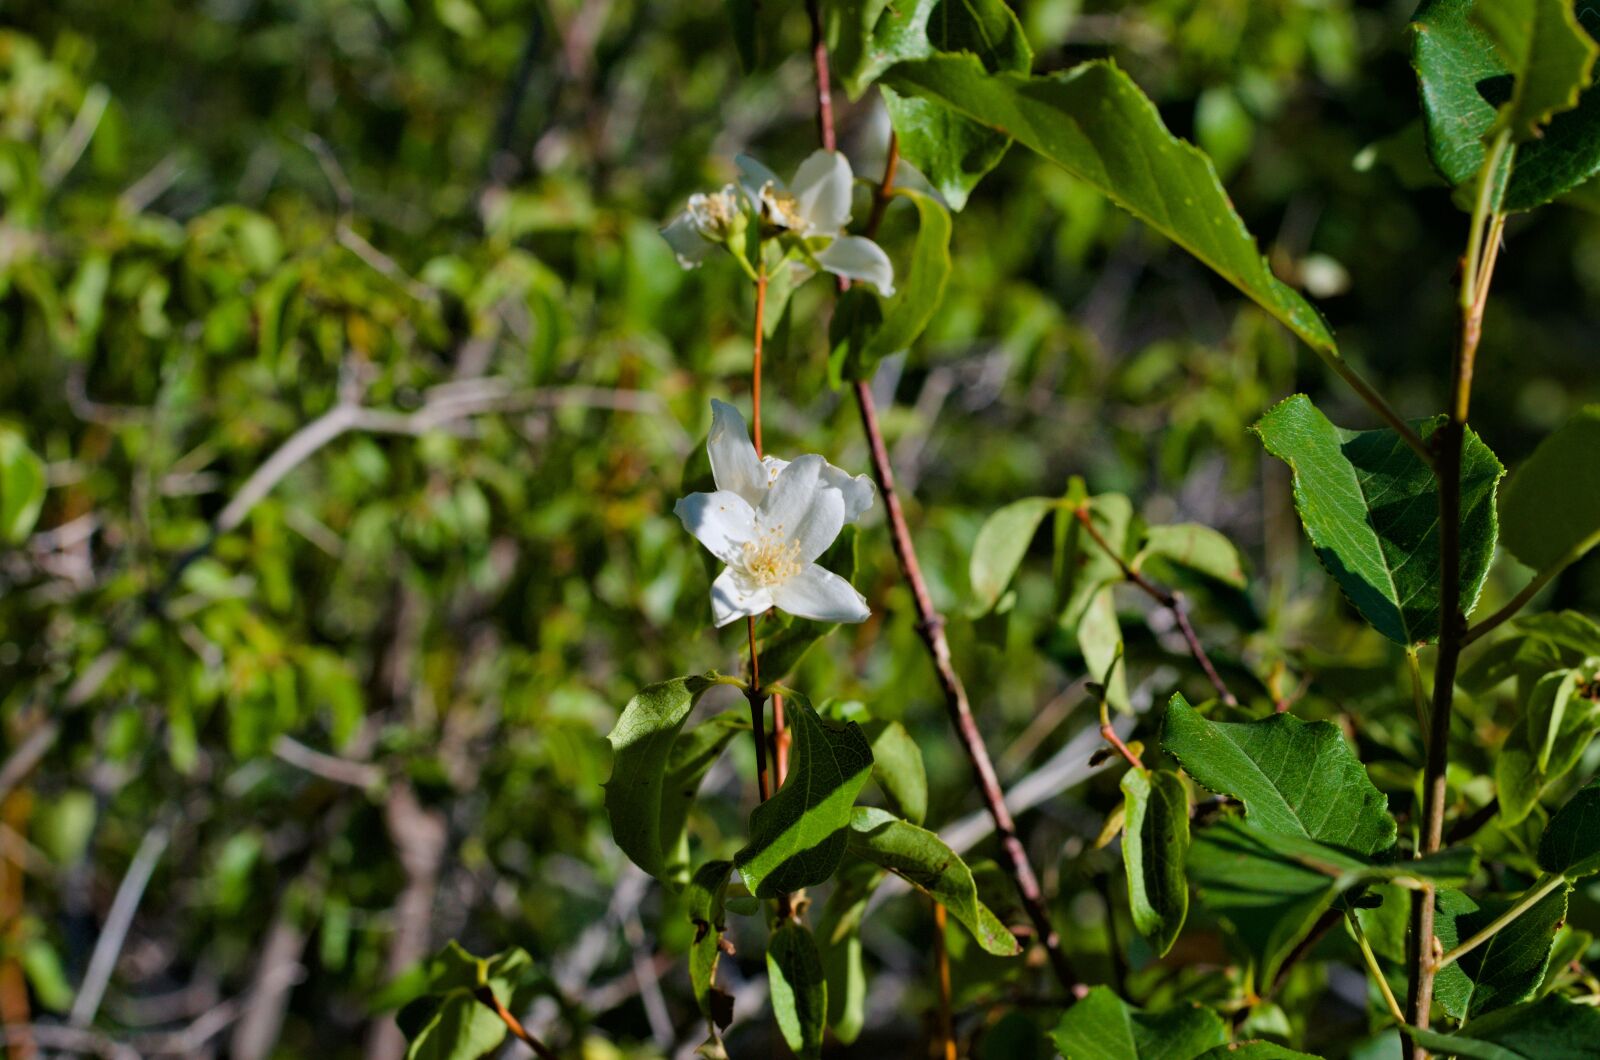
675 400 873 627
660 184 744 268
735 150 896 297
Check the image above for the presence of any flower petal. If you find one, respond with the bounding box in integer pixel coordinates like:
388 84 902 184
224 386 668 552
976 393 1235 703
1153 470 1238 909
661 211 714 268
711 567 773 626
709 399 768 507
760 454 844 564
816 235 895 296
790 149 853 235
736 154 784 211
771 564 870 624
675 490 757 565
763 455 874 524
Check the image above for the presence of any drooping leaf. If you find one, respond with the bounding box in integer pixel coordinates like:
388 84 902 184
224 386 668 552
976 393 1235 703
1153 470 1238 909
1137 523 1248 590
767 920 827 1060
815 859 882 1045
1499 406 1600 573
1413 989 1600 1059
846 806 1019 955
1162 693 1396 857
686 860 735 1031
1516 609 1600 655
1058 491 1134 629
1120 768 1190 957
0 426 47 544
735 694 874 897
1253 394 1504 645
1538 774 1600 878
849 0 1032 209
1435 882 1571 1019
1050 985 1227 1060
969 496 1055 613
879 57 1337 355
661 712 749 882
1473 0 1598 141
830 189 952 384
604 675 714 884
395 943 535 1060
865 720 928 825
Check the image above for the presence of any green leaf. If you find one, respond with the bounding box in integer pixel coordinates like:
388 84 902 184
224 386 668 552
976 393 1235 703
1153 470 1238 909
1120 767 1190 957
1411 0 1509 187
879 57 1337 355
686 860 735 1031
1059 491 1134 629
603 675 716 885
1497 667 1600 824
847 806 1020 955
1539 774 1600 878
1515 610 1600 655
866 720 928 825
0 426 47 544
1137 523 1248 590
1050 985 1227 1060
1417 991 1600 1059
969 496 1055 613
735 694 874 897
1253 394 1504 645
1077 587 1129 715
1193 1047 1324 1060
1474 0 1598 141
396 943 535 1060
1435 883 1571 1019
1162 693 1397 857
815 859 882 1045
856 0 1032 209
662 712 749 881
1499 406 1600 573
767 920 827 1060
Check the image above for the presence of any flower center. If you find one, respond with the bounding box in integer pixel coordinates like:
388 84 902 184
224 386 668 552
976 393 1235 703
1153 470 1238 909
758 183 807 233
739 529 803 586
688 187 740 239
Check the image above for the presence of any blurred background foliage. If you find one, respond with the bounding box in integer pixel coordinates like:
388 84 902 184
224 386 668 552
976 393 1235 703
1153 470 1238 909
1 0 1597 1056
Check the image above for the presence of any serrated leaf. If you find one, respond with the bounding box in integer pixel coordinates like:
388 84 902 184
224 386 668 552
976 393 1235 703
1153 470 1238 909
1412 0 1510 187
1050 985 1227 1060
850 0 1032 209
604 675 717 885
1435 883 1571 1019
969 496 1055 613
847 806 1020 955
1412 993 1600 1059
735 694 873 897
686 860 735 1030
1254 394 1504 646
866 720 928 825
830 189 951 385
767 921 827 1060
1499 406 1600 573
0 427 47 544
879 57 1337 355
1138 523 1248 589
1162 693 1397 857
1120 768 1190 957
1539 774 1600 877
1474 0 1598 141
815 859 881 1045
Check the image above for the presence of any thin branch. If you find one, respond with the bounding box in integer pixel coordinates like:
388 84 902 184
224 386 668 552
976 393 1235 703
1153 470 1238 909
70 821 172 1028
1348 912 1406 1027
474 987 558 1060
272 736 383 790
933 901 956 1060
1072 507 1239 707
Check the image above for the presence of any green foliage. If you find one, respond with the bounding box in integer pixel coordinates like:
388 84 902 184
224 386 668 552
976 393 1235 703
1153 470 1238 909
735 693 874 897
1434 883 1572 1019
847 806 1019 955
969 496 1055 613
1050 986 1227 1060
1119 767 1190 957
395 944 535 1060
1254 394 1503 645
1411 994 1600 1058
767 920 827 1060
0 425 46 543
1499 405 1600 571
686 860 736 1030
1474 0 1598 141
1538 774 1600 877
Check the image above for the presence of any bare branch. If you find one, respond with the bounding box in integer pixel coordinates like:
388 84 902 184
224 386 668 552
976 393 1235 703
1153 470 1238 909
70 822 172 1028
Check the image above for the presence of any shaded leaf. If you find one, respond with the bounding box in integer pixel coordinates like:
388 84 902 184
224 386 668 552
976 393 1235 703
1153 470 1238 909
686 860 735 1030
1435 882 1571 1019
1138 523 1248 589
866 720 927 825
1538 773 1600 878
604 676 715 884
1050 985 1227 1060
879 57 1337 355
735 694 873 897
847 806 1019 955
815 859 881 1045
1120 767 1190 957
767 921 826 1060
1474 0 1598 141
1254 394 1503 645
1499 406 1600 573
969 496 1055 613
1496 667 1600 825
830 189 951 383
1162 693 1396 857
1412 993 1600 1059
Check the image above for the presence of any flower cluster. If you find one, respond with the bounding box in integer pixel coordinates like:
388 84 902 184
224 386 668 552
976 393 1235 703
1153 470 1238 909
675 400 873 626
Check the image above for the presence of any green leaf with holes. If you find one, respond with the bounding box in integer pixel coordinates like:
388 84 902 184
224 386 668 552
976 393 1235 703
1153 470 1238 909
735 694 874 897
879 57 1336 355
1254 394 1503 646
